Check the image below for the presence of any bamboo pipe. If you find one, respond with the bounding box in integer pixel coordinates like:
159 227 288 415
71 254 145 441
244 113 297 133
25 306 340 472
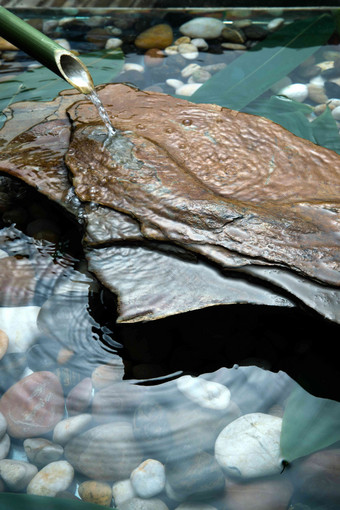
0 6 94 94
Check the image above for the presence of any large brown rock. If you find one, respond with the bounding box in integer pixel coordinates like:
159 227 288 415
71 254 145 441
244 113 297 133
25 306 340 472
0 371 64 438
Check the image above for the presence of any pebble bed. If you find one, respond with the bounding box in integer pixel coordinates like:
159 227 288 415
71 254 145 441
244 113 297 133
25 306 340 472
1 7 340 510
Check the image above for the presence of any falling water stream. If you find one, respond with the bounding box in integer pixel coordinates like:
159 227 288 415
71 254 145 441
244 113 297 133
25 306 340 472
86 90 116 142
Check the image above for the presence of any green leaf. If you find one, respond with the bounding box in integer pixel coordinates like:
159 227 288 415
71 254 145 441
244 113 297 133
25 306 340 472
0 493 117 510
280 385 340 463
0 48 124 126
310 106 340 154
190 14 335 110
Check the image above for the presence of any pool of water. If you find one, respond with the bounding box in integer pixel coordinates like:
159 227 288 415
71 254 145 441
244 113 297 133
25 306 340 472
1 6 340 510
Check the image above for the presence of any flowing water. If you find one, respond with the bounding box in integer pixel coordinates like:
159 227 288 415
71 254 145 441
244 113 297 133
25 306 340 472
0 5 340 510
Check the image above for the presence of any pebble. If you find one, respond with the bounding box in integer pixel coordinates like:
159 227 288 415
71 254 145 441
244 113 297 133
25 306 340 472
296 448 340 502
0 330 8 361
54 38 71 50
92 381 144 423
0 434 10 460
105 37 123 50
1 51 18 62
221 43 247 51
0 306 40 353
135 24 173 50
144 48 165 67
174 36 191 45
179 17 224 39
0 459 38 490
243 24 268 40
308 83 328 103
112 479 135 506
0 371 64 438
223 477 293 510
123 63 145 73
221 26 246 44
332 105 340 120
181 63 201 78
176 376 231 410
27 460 74 496
78 480 113 506
177 43 199 60
166 79 184 90
278 83 309 102
65 377 93 416
175 504 217 510
0 412 6 439
24 438 64 467
270 76 292 94
176 83 202 96
65 422 143 480
267 18 285 31
191 38 209 50
188 69 212 83
164 45 179 56
53 413 92 445
131 459 166 499
215 413 282 478
119 498 169 510
91 359 125 390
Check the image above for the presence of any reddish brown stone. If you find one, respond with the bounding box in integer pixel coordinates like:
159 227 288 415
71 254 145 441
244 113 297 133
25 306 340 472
0 371 64 438
134 24 173 50
144 48 165 67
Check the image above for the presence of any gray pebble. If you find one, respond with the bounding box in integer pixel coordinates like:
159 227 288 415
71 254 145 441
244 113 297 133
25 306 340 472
0 459 38 490
0 412 7 440
24 438 64 467
0 433 10 460
119 497 169 510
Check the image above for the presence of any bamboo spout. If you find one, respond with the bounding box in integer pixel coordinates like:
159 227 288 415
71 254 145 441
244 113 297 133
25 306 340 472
0 6 94 94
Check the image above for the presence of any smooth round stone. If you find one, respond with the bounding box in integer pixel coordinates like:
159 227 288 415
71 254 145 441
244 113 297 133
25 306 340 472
0 434 10 460
135 24 173 50
191 38 208 50
0 371 64 438
123 63 145 73
131 459 165 498
179 17 224 39
112 479 135 506
176 83 202 96
65 377 93 416
24 438 64 467
331 105 340 120
119 497 169 510
133 403 173 462
175 504 217 510
270 76 291 94
78 480 113 506
223 478 293 510
176 376 230 410
166 78 184 90
221 43 247 51
0 459 38 490
53 413 92 445
188 69 211 83
164 45 179 55
92 381 144 423
181 63 201 78
65 422 143 480
267 18 284 31
215 413 282 478
221 26 245 44
278 83 308 102
0 412 6 439
91 360 125 390
308 84 328 103
27 460 74 496
0 306 40 353
105 37 123 49
54 38 71 50
0 330 9 360
177 43 199 60
296 448 340 501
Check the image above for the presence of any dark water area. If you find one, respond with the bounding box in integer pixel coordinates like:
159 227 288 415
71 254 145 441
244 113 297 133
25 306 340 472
1 6 340 510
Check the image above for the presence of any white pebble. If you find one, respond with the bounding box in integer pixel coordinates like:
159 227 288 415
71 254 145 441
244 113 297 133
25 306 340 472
310 75 325 87
278 83 308 102
328 98 340 108
54 38 71 50
123 63 144 73
179 17 224 39
0 306 40 353
0 412 6 440
177 43 199 60
130 459 165 499
191 38 208 50
0 434 10 460
27 460 74 496
267 18 284 31
181 63 201 78
166 79 184 90
105 37 123 50
53 413 92 446
112 479 135 506
0 459 38 490
215 413 282 478
331 105 340 120
177 375 231 410
176 83 202 96
164 45 179 55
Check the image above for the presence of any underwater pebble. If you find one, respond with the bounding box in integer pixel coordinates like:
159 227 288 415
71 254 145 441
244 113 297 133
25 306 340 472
144 48 165 67
0 434 10 460
221 43 247 51
267 18 284 31
221 26 245 44
174 36 191 45
278 83 308 102
188 69 212 83
135 24 173 50
0 371 64 438
331 105 340 120
24 438 64 467
0 306 40 353
27 460 74 496
215 413 282 478
296 448 340 501
119 498 169 510
191 38 208 50
66 377 93 416
179 17 224 39
123 63 145 73
54 38 71 50
78 480 113 506
130 459 166 499
175 83 202 96
177 43 199 60
91 359 125 389
112 479 135 506
223 477 293 510
166 78 184 89
164 45 179 55
0 330 8 360
175 504 217 510
308 83 328 103
0 412 6 439
181 63 201 78
105 37 123 50
53 413 92 446
0 459 38 490
270 76 292 94
176 375 231 410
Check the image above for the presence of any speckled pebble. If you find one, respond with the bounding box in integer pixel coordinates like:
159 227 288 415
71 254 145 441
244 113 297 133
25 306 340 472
176 83 202 96
164 45 179 55
79 480 112 506
0 412 6 440
27 460 74 496
179 17 224 39
105 38 123 50
24 438 64 467
177 43 199 60
112 479 135 506
53 413 92 446
174 36 191 45
0 433 10 460
0 459 38 490
131 459 166 499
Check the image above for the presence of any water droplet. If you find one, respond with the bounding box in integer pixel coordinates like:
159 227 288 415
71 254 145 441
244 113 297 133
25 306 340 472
182 118 192 126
